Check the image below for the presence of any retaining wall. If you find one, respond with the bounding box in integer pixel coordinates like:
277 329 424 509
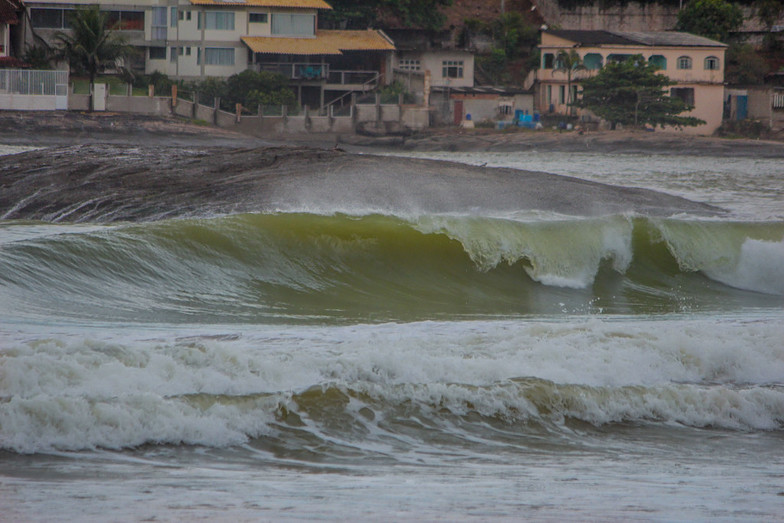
0 94 58 110
106 95 172 115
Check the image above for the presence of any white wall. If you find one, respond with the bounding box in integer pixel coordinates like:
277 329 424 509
0 94 58 110
397 50 474 88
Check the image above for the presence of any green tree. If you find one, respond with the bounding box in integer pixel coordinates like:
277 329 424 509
476 47 509 84
756 0 784 28
380 0 453 30
320 0 380 29
674 0 744 42
488 12 538 59
189 77 227 107
576 55 705 129
553 49 586 116
755 0 784 50
54 5 130 108
224 70 295 111
320 0 453 31
725 43 771 84
22 45 53 70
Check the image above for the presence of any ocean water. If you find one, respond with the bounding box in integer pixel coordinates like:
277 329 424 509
1 145 783 521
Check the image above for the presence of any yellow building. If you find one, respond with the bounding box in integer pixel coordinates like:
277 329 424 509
538 30 727 134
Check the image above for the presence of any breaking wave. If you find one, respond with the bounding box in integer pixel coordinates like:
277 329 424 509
1 213 782 324
2 317 783 453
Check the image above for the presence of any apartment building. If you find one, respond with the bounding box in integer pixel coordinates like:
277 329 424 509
538 30 727 134
21 0 395 106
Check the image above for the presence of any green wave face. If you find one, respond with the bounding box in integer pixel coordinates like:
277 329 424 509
1 213 782 324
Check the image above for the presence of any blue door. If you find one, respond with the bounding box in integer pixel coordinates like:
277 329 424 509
737 95 748 120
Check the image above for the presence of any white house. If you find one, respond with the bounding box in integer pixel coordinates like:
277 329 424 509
21 0 395 107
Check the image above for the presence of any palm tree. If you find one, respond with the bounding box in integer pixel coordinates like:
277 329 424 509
54 5 130 109
553 49 586 116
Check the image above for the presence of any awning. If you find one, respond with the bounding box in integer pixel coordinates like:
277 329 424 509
242 30 395 56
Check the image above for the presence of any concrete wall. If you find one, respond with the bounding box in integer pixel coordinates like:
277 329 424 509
195 102 216 122
215 109 236 127
674 83 724 135
746 87 774 121
393 69 426 105
400 106 430 130
232 114 355 137
69 93 90 111
534 0 783 43
535 0 678 32
739 87 784 131
173 98 196 119
47 84 424 136
0 94 57 110
106 95 172 115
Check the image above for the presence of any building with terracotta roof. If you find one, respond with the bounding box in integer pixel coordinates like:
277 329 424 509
20 0 396 107
537 29 727 134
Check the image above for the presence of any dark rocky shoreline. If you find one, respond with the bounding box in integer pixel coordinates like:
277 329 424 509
2 111 784 157
1 143 722 223
2 112 781 224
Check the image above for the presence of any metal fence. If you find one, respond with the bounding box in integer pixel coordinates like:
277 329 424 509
0 69 69 96
774 92 784 109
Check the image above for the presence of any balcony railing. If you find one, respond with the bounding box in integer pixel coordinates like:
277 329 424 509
326 70 378 86
256 63 328 80
254 63 380 87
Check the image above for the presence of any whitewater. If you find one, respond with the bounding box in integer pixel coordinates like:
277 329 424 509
1 144 783 521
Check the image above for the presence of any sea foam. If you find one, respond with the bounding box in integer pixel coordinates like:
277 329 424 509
2 316 783 453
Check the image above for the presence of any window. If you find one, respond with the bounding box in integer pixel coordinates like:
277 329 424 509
200 11 235 30
30 8 72 29
249 13 268 23
178 10 192 21
149 46 167 60
107 11 144 31
671 87 695 106
170 47 177 62
170 7 177 27
442 60 464 79
583 53 603 70
151 7 167 40
198 47 235 66
677 56 692 70
271 13 315 36
559 85 565 104
607 54 632 64
398 59 421 71
648 55 667 70
543 53 555 69
704 56 720 70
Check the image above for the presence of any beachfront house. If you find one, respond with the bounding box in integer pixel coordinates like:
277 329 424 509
20 0 396 108
537 30 727 134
